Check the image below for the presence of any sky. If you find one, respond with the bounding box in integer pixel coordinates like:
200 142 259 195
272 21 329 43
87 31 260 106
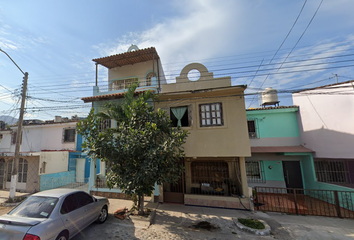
0 0 354 121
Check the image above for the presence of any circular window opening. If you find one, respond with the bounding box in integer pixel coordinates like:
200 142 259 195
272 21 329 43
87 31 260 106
188 69 201 81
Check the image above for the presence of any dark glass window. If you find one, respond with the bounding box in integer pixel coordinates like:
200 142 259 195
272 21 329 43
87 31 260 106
9 196 58 218
170 107 189 127
64 129 75 142
75 192 94 207
61 194 79 214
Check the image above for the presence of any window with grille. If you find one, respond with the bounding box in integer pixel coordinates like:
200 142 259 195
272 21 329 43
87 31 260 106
199 103 223 127
145 72 156 86
246 161 265 183
247 120 258 138
18 158 28 183
191 161 229 183
315 160 350 184
63 128 76 143
111 78 138 90
99 119 111 131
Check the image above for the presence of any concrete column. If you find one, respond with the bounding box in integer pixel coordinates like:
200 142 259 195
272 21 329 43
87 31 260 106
239 157 250 198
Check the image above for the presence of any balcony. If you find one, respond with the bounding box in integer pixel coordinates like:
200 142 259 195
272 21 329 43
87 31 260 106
93 77 158 97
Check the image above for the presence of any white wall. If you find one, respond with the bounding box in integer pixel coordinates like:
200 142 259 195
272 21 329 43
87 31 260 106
18 122 76 152
40 151 69 174
293 81 354 158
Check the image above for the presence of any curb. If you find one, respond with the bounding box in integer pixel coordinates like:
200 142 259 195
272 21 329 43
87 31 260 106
0 202 20 207
233 218 271 236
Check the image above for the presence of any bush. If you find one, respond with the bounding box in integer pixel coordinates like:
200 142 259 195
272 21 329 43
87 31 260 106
238 218 265 229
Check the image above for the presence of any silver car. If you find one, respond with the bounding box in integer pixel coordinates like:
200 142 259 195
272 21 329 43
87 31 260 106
0 189 109 240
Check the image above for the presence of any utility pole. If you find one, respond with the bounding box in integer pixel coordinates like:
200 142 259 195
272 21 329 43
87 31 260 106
9 72 28 198
0 48 28 199
335 74 338 83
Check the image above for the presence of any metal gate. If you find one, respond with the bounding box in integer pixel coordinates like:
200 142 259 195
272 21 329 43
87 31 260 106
254 187 354 219
163 171 185 204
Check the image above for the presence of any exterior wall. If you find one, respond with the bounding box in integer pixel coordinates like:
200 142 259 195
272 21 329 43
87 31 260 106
0 130 11 151
157 63 250 158
0 123 77 153
39 151 69 174
293 82 354 158
247 108 300 146
246 153 302 189
40 171 76 191
156 95 250 157
108 60 156 83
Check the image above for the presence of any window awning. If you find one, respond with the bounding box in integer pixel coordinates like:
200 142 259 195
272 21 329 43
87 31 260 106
251 146 313 153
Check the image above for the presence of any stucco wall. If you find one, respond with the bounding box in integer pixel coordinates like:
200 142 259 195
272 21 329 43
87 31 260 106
293 82 354 158
247 108 300 147
40 151 69 174
108 60 159 85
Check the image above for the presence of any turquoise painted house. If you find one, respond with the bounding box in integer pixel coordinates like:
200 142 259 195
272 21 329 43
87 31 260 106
245 106 316 190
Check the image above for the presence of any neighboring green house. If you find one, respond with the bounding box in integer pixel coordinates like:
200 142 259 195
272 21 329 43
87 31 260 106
245 106 316 190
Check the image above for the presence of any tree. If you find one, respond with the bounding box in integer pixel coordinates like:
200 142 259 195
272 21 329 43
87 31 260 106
77 84 188 214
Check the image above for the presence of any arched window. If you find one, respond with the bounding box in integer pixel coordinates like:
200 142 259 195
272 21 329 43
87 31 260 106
145 72 156 86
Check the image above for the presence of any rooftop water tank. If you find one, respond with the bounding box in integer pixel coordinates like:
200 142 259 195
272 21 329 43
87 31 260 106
261 87 279 107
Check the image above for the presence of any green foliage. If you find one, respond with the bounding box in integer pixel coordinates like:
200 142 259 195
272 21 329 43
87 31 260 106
77 84 188 211
238 218 265 229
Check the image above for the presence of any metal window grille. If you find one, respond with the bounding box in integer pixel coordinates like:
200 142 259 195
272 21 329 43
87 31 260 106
199 103 223 127
247 120 258 138
191 161 229 183
145 72 156 86
111 78 139 90
315 160 351 184
246 161 265 183
188 160 242 196
99 119 111 131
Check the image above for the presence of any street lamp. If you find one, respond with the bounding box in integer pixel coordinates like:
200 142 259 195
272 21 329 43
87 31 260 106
0 48 28 199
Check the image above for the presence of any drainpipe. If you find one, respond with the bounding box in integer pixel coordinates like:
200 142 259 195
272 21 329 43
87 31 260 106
152 53 155 87
157 57 161 93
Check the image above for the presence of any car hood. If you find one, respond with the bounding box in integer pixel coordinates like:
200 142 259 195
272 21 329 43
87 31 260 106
0 215 46 240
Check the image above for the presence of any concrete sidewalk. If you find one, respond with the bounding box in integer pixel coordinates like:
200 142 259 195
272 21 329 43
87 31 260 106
106 198 354 240
0 190 29 204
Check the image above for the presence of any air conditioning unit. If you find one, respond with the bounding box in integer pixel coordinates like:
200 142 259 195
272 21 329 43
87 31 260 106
249 132 257 139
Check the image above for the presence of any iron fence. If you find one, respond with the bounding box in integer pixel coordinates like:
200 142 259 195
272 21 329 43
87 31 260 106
254 187 354 219
186 176 242 197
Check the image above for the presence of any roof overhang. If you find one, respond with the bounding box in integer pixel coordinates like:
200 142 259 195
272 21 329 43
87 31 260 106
81 90 154 103
93 47 159 69
251 146 313 153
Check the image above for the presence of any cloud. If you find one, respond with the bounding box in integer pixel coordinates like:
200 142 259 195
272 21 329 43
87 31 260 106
92 0 241 79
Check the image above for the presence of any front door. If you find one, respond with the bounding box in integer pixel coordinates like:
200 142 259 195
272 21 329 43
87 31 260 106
282 161 304 189
0 159 5 189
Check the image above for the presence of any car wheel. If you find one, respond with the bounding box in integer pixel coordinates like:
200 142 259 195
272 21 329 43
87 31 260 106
56 231 69 240
96 206 108 223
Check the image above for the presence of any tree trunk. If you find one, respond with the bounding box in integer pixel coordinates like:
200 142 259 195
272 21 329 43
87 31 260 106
138 194 144 215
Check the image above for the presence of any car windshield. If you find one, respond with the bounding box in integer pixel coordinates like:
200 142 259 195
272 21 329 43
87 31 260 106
9 196 59 219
